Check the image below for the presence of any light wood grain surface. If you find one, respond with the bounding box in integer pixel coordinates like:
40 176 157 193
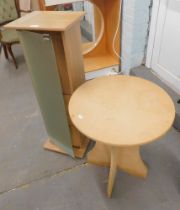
84 53 119 73
84 0 121 72
69 75 175 146
4 11 85 31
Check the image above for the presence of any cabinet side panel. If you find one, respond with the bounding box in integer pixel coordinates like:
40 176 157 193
18 31 74 157
61 23 85 91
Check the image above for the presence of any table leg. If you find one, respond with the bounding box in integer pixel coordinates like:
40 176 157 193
116 146 148 178
87 142 148 178
107 147 118 198
88 142 148 197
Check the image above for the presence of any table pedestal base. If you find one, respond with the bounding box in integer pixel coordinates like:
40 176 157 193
87 142 148 197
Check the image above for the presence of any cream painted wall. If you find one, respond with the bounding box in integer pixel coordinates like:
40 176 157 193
121 0 152 74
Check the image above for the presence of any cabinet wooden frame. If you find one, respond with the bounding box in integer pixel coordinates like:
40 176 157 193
84 0 121 72
38 0 121 73
5 11 90 158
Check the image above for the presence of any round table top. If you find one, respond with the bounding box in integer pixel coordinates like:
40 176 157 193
69 76 175 146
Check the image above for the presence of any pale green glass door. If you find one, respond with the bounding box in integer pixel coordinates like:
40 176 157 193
18 31 74 157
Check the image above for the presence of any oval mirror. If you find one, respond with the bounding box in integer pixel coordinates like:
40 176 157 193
57 1 104 55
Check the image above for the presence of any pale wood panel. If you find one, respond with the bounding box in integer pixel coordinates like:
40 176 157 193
51 33 72 94
51 23 88 152
51 24 85 94
64 95 86 148
82 42 95 53
87 142 148 197
84 0 121 72
84 53 119 72
70 126 85 148
5 11 85 31
69 76 175 146
87 142 148 178
61 22 85 91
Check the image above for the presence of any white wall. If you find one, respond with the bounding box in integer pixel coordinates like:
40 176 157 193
121 0 152 74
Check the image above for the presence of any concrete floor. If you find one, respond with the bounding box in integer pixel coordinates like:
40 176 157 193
0 45 180 210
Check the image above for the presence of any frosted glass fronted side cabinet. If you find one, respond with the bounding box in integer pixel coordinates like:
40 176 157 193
5 11 89 158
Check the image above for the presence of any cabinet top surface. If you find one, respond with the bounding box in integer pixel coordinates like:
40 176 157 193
4 11 85 31
69 75 175 147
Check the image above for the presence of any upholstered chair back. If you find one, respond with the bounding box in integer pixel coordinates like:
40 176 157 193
0 0 19 25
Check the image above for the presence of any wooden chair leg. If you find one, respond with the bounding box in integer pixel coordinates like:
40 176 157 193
7 44 18 69
3 45 9 60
